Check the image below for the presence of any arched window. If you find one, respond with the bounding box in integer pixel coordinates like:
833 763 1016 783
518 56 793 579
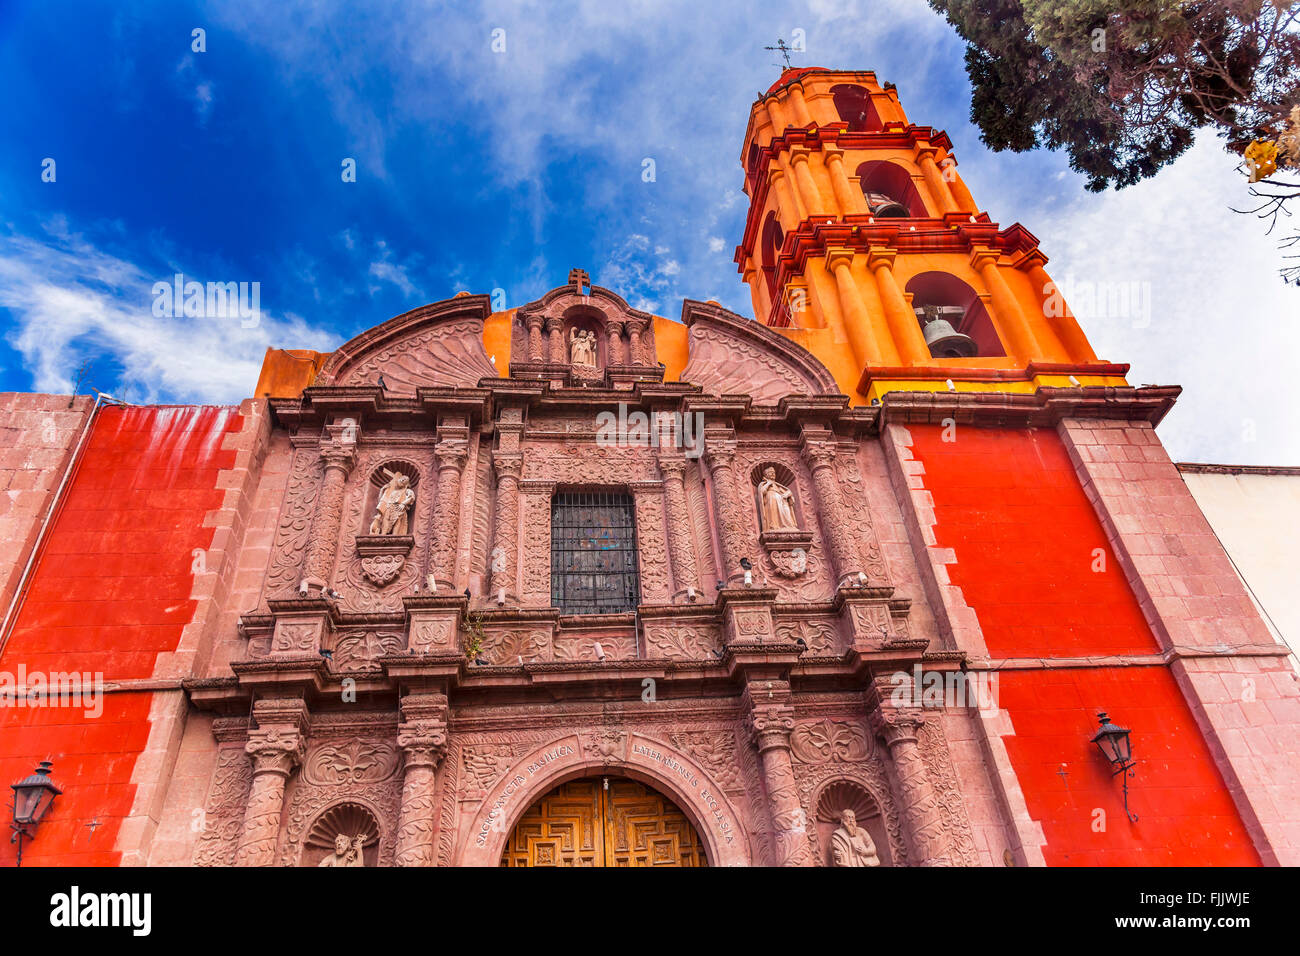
856 161 927 218
906 272 1005 358
830 84 882 133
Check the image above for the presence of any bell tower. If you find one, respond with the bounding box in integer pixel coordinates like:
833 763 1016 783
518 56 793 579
734 67 1124 402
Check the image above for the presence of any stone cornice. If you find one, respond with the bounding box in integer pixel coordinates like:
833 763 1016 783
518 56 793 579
878 384 1181 428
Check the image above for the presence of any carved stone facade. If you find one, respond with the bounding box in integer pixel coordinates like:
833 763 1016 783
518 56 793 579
181 282 1007 868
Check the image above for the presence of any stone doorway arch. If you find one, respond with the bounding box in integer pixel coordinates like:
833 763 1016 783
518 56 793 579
456 731 753 866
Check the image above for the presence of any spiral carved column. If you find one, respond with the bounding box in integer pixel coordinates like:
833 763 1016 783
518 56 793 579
702 432 747 582
394 693 448 867
429 437 468 584
488 453 523 600
234 700 308 867
869 688 951 866
303 424 357 590
657 455 700 598
745 685 816 867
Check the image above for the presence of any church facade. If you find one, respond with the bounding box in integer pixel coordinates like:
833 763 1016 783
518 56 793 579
1 68 1296 867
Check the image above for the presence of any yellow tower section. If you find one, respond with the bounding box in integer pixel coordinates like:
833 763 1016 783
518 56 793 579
733 67 1127 402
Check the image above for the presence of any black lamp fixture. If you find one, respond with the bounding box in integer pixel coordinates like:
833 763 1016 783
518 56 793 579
1090 712 1138 822
10 760 61 866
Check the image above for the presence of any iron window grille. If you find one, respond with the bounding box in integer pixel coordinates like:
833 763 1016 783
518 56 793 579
550 491 640 615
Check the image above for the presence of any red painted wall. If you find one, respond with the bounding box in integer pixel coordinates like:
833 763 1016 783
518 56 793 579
908 425 1260 865
0 405 240 866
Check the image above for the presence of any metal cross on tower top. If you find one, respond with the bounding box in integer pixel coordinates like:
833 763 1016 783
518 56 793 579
765 39 794 68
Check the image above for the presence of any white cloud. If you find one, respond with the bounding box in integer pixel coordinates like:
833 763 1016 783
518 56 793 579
1018 132 1300 466
0 226 337 404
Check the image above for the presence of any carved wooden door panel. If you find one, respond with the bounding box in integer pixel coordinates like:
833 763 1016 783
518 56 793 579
501 777 707 867
500 779 604 866
603 777 707 867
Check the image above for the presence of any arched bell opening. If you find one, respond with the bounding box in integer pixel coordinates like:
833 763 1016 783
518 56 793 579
856 160 928 219
831 84 883 133
906 271 1005 359
500 775 709 867
761 212 784 304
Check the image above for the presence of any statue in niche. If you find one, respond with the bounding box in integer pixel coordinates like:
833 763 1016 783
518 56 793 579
830 809 880 867
317 832 367 867
369 469 415 535
758 466 800 531
569 328 598 367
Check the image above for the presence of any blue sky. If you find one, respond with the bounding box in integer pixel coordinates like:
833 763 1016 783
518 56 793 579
1 0 1296 464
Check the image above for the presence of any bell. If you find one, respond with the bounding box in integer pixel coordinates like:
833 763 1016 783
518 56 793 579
922 317 978 358
863 191 908 218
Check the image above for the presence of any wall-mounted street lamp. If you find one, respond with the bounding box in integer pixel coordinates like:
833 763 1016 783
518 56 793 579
10 760 61 866
1090 713 1138 823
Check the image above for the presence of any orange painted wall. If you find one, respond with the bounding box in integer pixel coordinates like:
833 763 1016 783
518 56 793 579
0 405 241 866
907 425 1260 865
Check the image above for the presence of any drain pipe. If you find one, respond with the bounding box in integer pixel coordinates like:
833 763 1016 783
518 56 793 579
0 392 113 661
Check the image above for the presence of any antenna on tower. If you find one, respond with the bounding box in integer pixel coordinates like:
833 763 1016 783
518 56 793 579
765 38 795 69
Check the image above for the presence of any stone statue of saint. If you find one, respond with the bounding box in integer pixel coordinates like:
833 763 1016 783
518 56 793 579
369 469 415 535
758 466 800 531
830 809 880 867
317 832 366 867
569 328 597 367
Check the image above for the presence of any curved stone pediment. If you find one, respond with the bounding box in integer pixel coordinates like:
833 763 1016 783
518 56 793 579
679 299 840 403
316 295 498 392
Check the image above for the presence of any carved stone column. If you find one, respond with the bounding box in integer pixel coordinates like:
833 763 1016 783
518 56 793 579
800 433 870 587
825 247 882 369
867 249 930 366
970 247 1052 363
625 318 644 366
429 434 468 585
822 145 869 216
234 699 308 867
303 422 357 591
488 453 523 601
545 316 565 364
702 430 747 581
869 684 950 866
657 455 700 599
915 145 959 215
525 314 545 363
394 693 448 867
789 146 828 218
605 319 624 366
744 684 816 867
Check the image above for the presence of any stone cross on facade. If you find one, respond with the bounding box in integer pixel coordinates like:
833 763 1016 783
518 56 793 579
568 268 590 290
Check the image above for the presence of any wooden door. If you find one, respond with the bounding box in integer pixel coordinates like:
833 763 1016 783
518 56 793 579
501 777 707 867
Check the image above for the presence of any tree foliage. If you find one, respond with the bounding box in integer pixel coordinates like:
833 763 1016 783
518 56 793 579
930 0 1300 191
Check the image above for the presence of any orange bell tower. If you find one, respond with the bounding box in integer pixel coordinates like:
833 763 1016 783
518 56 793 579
734 67 1126 402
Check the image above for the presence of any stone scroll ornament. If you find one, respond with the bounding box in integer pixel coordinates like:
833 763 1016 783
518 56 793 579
318 295 498 392
678 300 839 403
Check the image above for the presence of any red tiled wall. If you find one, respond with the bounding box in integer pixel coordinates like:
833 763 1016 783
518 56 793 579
0 405 240 866
908 424 1260 866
